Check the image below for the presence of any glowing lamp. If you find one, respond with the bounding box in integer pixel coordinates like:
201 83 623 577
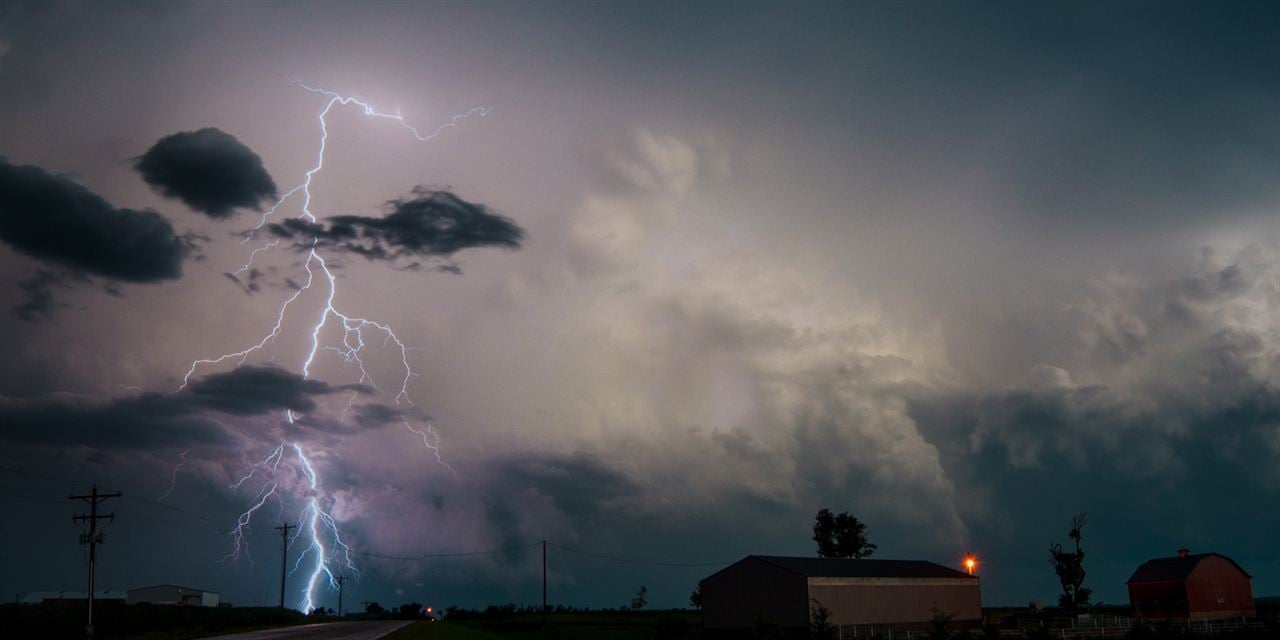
964 555 977 575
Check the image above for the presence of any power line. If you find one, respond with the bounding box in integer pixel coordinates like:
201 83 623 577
0 463 237 526
351 542 541 561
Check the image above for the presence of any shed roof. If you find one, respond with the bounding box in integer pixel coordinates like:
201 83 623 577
128 584 216 594
22 590 128 603
1127 553 1252 584
751 555 976 580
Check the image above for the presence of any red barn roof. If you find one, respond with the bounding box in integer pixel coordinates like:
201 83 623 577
1126 553 1252 584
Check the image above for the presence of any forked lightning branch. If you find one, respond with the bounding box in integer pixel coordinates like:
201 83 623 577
181 82 489 612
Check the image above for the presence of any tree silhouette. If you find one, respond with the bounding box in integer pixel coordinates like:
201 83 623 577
1049 512 1092 611
689 584 703 610
812 508 877 559
809 599 838 640
630 585 648 610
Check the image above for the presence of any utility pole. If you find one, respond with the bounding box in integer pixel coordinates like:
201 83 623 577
274 522 297 609
542 540 547 624
335 575 348 617
69 485 121 638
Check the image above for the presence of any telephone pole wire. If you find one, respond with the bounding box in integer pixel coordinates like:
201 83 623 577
69 484 121 637
335 575 349 617
274 522 297 609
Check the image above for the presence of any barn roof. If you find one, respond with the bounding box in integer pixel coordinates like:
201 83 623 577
1127 553 1252 584
129 584 214 592
21 590 128 603
751 555 976 580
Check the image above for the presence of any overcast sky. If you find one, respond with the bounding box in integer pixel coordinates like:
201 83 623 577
2 0 1280 611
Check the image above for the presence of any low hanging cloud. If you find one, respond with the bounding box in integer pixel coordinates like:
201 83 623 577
0 158 187 319
134 128 278 219
0 365 377 450
0 159 186 282
268 187 525 270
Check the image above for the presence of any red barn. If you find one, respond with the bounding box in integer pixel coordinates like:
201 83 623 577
1127 550 1255 620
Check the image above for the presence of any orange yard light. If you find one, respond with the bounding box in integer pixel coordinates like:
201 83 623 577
964 555 977 575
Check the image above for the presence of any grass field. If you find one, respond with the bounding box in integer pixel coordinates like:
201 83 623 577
384 611 703 640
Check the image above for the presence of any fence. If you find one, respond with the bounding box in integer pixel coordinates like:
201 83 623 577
832 614 1271 638
1001 613 1269 638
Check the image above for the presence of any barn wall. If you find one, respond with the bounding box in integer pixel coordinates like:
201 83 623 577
1129 581 1189 618
807 577 982 626
127 586 181 606
127 586 218 607
702 558 809 629
1185 556 1255 619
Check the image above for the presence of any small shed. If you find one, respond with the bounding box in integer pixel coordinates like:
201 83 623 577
127 584 220 607
1127 550 1254 620
701 555 981 633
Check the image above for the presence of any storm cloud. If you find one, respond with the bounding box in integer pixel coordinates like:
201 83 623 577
0 158 185 282
134 128 278 219
0 365 373 450
8 0 1280 611
268 188 525 268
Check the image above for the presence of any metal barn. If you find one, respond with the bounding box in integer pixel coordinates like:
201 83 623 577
701 555 982 633
1127 551 1255 620
126 584 220 607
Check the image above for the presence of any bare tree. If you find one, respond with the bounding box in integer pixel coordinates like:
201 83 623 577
1049 512 1092 611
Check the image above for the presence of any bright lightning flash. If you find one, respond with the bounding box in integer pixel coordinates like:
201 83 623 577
182 81 487 611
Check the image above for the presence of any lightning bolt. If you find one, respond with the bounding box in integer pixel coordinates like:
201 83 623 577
157 448 189 502
182 81 488 610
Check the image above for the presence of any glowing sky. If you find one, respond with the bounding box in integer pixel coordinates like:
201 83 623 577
2 1 1280 610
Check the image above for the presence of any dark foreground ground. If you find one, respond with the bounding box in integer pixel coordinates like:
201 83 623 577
383 611 702 640
380 608 1280 640
7 605 1280 639
201 620 411 639
0 604 310 639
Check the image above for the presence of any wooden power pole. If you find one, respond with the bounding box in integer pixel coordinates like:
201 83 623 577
274 522 297 609
335 575 349 617
542 540 547 624
69 485 121 637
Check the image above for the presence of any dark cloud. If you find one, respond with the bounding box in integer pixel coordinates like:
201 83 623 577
268 188 525 270
13 270 66 322
182 364 372 416
0 158 185 282
905 354 1280 603
134 128 278 219
0 365 371 450
493 451 635 520
0 392 229 450
294 403 409 434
